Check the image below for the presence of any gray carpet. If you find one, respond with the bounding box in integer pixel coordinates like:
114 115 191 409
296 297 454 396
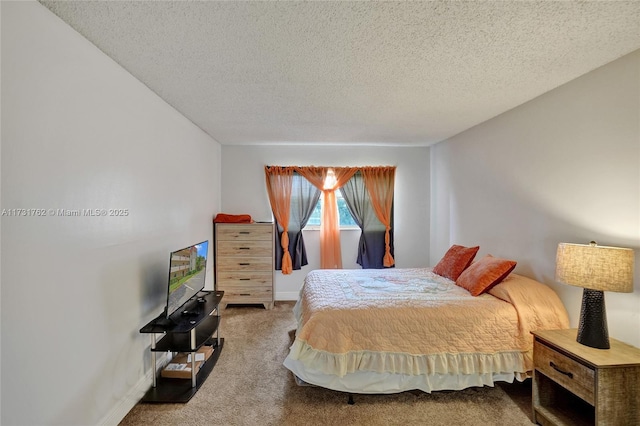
120 302 534 425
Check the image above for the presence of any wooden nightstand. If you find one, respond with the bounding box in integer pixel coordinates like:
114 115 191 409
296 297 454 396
532 329 640 426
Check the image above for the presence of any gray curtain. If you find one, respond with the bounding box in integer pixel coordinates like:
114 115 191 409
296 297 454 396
340 172 394 269
275 173 321 271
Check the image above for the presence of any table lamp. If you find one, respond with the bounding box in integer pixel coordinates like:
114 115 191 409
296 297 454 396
555 241 634 349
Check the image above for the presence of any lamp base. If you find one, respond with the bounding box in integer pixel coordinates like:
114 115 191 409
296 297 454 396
577 288 610 349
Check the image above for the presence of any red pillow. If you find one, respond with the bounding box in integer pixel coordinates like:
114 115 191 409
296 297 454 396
456 254 517 296
432 245 480 281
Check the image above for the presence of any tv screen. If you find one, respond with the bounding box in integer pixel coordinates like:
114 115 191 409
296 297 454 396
165 240 209 318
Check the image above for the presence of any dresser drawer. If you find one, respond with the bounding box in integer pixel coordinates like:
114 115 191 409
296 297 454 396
222 287 273 302
534 340 595 405
217 240 272 257
217 271 272 287
217 256 272 271
216 224 272 241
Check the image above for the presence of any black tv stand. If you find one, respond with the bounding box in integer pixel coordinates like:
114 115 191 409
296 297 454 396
139 291 224 403
154 316 177 327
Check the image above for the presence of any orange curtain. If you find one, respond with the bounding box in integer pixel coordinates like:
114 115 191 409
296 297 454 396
296 166 358 269
362 166 396 267
264 166 294 274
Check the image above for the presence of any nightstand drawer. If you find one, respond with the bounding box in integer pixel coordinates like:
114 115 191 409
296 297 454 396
216 224 272 241
217 240 272 256
534 340 595 405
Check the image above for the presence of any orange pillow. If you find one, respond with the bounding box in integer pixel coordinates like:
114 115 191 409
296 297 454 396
456 254 517 296
432 244 479 281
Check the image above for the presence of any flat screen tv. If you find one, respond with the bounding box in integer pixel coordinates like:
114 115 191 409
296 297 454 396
164 240 209 318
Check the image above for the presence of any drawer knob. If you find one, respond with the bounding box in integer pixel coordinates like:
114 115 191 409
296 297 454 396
550 361 573 379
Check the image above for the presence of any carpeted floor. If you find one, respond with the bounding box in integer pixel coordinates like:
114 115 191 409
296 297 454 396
120 302 534 425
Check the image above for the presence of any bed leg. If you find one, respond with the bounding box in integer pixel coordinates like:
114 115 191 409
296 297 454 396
347 394 355 405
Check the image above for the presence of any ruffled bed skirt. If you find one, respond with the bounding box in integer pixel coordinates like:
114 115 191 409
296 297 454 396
283 339 530 394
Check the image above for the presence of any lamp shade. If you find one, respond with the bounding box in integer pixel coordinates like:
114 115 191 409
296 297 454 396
555 242 634 293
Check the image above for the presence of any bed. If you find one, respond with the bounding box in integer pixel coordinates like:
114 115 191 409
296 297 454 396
283 267 570 394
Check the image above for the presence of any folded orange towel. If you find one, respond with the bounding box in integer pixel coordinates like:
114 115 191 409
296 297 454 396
214 213 254 223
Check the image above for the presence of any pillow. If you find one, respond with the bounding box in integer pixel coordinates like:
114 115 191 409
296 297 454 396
432 244 480 281
456 254 517 296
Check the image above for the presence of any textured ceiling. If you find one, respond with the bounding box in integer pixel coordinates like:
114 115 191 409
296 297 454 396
39 1 640 146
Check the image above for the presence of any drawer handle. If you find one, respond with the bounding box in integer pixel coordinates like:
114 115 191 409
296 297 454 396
239 263 250 266
240 293 251 296
239 231 250 234
239 278 251 281
239 247 251 250
550 361 573 379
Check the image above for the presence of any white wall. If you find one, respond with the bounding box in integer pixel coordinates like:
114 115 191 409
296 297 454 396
431 50 640 347
1 2 221 425
221 145 430 300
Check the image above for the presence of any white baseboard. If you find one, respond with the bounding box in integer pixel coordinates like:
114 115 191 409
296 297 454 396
275 291 299 301
98 352 172 426
98 371 152 426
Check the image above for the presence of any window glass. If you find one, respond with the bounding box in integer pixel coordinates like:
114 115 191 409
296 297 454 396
306 192 357 227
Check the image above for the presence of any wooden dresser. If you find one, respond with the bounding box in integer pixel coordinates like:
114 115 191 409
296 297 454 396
214 222 274 310
532 328 640 426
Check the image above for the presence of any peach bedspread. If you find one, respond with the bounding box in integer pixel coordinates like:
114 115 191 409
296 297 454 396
286 268 569 379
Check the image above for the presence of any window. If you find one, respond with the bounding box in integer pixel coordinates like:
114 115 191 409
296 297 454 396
305 167 357 228
266 164 395 270
305 192 357 227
